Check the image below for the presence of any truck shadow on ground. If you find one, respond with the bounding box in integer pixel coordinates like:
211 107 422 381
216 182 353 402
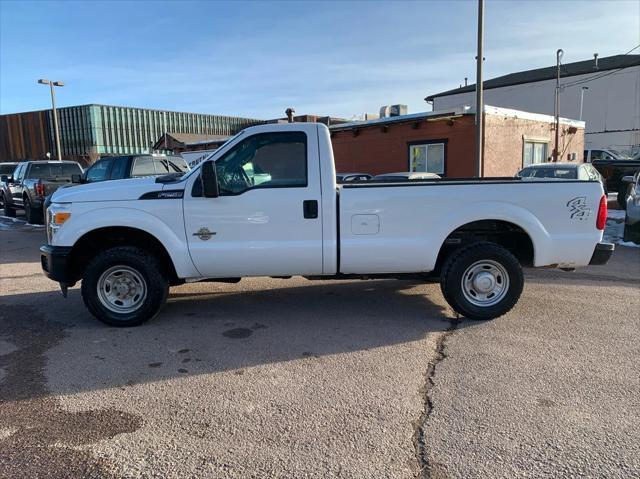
0 278 470 403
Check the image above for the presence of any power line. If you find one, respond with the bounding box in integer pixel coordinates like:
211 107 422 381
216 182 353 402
561 43 640 88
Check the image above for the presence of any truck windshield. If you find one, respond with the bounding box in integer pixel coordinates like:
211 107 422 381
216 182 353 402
27 163 82 179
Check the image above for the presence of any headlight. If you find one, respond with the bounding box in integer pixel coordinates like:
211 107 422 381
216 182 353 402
47 203 71 243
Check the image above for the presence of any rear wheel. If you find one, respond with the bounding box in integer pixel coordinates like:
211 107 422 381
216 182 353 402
440 242 524 320
2 194 15 217
81 246 169 327
24 198 43 224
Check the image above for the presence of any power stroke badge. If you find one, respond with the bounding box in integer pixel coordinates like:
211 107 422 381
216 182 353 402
567 196 591 220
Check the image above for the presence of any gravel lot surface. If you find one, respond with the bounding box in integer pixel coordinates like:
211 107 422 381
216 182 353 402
1 215 638 478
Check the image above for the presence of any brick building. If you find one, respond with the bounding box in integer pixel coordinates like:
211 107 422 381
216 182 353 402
330 106 585 177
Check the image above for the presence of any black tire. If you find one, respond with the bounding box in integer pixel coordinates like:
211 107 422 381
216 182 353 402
440 242 524 321
81 246 169 327
24 197 43 224
617 188 627 209
2 194 15 217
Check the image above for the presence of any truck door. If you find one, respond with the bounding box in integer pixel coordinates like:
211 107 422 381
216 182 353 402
182 129 324 277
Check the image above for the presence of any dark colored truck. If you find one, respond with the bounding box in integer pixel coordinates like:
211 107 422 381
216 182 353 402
592 157 640 208
79 154 189 184
0 161 83 224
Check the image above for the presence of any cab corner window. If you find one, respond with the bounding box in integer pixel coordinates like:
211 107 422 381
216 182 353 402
131 157 155 177
214 131 307 195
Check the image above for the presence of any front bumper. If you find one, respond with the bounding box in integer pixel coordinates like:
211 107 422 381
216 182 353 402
588 242 615 265
40 244 75 284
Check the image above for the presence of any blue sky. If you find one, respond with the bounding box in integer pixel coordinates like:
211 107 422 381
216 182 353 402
1 0 638 119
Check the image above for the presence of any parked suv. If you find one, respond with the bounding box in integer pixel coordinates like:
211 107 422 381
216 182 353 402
80 154 189 183
0 161 83 223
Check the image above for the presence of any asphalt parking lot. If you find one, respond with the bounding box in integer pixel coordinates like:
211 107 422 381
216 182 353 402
1 216 639 479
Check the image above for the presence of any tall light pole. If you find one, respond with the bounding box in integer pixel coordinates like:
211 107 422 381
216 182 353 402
579 86 589 121
553 49 563 162
474 0 484 177
37 79 64 161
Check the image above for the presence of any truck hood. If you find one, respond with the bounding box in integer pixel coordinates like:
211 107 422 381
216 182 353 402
51 177 176 203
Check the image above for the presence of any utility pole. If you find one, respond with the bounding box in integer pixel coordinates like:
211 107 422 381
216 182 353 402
474 0 484 177
38 79 64 161
579 86 589 121
553 49 563 162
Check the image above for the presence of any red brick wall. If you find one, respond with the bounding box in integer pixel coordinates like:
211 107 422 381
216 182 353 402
330 114 585 178
331 116 477 177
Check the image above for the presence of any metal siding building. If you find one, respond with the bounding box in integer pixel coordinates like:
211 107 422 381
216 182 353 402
425 55 640 154
0 104 263 162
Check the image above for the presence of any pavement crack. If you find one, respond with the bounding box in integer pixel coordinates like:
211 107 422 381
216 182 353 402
413 317 460 479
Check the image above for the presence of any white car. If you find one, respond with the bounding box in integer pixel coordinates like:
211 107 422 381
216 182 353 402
41 123 613 326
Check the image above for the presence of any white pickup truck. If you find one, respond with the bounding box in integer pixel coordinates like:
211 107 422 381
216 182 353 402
40 123 613 326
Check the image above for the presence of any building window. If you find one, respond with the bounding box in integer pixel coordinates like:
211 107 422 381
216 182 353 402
523 140 548 166
408 141 445 175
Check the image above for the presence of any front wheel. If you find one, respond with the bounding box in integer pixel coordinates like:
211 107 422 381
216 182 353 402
440 242 524 320
24 198 43 224
81 246 169 327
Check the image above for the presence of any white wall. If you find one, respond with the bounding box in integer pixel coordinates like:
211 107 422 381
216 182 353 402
433 66 640 152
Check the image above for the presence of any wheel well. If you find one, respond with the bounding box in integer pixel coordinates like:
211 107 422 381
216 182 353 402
435 220 534 271
68 227 179 285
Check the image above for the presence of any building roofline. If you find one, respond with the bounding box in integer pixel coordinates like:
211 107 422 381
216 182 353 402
329 105 585 132
425 54 640 101
0 103 264 121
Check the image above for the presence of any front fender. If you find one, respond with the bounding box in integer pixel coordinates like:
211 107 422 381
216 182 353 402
53 206 199 278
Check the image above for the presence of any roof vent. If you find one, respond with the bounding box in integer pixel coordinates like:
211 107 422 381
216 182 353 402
593 53 599 70
379 104 408 118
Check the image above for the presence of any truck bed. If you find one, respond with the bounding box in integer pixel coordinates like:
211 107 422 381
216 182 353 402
338 178 604 273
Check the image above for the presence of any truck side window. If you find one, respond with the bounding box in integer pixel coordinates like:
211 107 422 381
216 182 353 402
86 159 112 182
215 132 307 195
14 164 25 181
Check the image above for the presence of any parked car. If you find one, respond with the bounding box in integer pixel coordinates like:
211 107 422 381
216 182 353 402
0 162 18 207
372 172 441 181
40 123 612 327
592 157 640 208
517 163 607 194
1 161 83 224
584 148 630 163
80 154 189 184
336 172 372 182
622 172 640 244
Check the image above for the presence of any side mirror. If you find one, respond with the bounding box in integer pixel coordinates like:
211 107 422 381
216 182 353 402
201 161 219 198
621 175 635 184
71 174 82 184
0 175 8 183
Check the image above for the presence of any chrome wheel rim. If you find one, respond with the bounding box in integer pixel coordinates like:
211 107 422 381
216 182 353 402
461 260 509 307
97 266 147 314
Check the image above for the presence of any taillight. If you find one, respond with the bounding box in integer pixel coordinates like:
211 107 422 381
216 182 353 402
35 181 45 197
596 194 607 230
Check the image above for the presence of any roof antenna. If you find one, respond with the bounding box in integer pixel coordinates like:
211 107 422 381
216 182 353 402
593 53 599 70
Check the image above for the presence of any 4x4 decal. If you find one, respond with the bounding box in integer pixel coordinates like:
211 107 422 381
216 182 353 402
567 196 591 220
